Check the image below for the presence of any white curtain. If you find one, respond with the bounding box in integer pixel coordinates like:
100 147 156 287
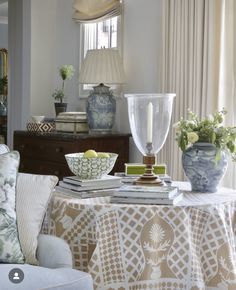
73 0 121 23
218 0 236 188
159 0 236 184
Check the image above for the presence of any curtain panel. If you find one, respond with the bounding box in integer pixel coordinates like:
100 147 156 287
158 0 236 187
73 0 122 23
218 0 236 188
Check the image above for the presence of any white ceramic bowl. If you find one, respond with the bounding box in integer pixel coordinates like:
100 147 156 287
65 152 118 179
31 115 45 123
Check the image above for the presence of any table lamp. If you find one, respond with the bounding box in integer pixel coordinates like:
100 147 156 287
125 94 175 185
79 48 126 133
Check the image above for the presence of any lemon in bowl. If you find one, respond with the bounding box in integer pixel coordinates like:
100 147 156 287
65 150 118 179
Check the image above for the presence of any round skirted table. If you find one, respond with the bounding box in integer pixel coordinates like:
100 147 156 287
45 182 236 290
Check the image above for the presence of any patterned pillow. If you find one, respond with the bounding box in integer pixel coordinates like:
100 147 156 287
0 151 24 263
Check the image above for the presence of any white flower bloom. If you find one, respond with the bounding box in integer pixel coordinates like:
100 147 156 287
187 120 195 126
187 132 199 144
207 114 214 121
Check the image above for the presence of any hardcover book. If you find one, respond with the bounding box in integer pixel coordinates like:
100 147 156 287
63 175 121 186
59 175 122 192
55 186 114 199
113 185 180 199
114 173 172 185
58 181 121 192
125 163 167 175
111 193 183 205
63 175 122 186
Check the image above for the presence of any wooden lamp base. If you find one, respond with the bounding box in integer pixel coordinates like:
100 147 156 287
135 155 163 185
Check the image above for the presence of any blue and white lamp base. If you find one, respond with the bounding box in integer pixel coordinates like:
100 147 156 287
86 84 116 133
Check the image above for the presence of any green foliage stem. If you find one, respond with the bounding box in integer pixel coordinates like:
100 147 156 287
52 65 75 103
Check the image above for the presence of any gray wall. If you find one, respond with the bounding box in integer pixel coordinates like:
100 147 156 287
30 0 81 118
29 0 163 162
0 24 7 48
8 0 31 148
9 0 163 162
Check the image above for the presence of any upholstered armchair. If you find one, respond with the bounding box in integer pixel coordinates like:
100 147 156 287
0 144 93 290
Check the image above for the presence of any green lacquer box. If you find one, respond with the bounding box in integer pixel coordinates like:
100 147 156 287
125 163 167 175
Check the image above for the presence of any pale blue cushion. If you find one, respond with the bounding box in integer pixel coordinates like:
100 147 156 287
0 264 93 290
37 235 73 268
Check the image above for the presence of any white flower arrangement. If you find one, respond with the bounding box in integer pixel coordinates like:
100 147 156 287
174 108 236 161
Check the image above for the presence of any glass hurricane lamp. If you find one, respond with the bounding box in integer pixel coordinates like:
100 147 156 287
125 94 175 185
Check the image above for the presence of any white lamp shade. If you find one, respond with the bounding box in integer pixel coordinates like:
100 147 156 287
79 48 126 84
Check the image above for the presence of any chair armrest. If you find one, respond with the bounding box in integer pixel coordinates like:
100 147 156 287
37 234 73 268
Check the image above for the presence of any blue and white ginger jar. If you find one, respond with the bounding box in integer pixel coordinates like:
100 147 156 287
182 142 228 192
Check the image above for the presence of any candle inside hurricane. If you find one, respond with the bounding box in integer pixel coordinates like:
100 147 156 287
125 93 175 185
147 102 153 144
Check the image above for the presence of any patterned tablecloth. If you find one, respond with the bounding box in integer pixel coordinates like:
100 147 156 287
46 182 236 290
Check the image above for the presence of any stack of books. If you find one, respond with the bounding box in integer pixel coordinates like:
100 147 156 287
56 175 122 198
115 172 172 185
55 111 89 133
111 185 183 205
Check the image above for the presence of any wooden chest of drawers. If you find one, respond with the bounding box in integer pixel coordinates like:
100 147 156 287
14 131 130 180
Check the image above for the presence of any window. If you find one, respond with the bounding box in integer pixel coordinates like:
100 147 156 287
83 17 119 55
79 16 122 96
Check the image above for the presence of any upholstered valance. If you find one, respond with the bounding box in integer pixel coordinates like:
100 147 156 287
73 0 122 23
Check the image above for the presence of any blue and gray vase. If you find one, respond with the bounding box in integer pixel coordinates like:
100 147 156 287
182 142 228 192
86 84 116 133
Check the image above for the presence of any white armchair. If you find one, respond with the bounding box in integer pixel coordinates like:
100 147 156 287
0 144 94 290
